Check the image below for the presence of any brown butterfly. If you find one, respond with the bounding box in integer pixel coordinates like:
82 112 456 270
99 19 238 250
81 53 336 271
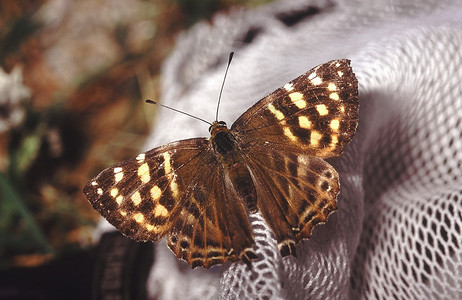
83 58 359 269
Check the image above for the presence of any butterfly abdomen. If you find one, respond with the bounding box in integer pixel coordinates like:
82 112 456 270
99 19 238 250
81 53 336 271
226 164 258 213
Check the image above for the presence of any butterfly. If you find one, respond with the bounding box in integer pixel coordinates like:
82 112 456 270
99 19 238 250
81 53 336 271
83 58 359 269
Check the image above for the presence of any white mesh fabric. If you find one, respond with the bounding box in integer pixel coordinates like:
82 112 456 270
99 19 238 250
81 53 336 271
144 0 462 299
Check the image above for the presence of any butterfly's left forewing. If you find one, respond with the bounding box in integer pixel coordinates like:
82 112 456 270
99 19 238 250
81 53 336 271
244 144 339 256
232 59 359 158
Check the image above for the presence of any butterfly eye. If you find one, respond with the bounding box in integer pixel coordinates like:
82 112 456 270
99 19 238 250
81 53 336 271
218 121 227 126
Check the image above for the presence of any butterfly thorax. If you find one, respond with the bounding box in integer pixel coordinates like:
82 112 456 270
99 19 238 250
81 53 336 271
209 121 258 213
209 121 235 158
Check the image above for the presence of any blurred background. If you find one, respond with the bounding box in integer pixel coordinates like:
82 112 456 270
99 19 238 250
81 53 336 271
3 1 462 299
0 0 269 272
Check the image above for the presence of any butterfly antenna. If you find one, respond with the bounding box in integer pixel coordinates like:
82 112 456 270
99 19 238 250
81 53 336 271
146 100 213 126
215 52 234 121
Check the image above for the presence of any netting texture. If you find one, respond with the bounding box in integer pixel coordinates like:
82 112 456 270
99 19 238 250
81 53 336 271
136 0 462 298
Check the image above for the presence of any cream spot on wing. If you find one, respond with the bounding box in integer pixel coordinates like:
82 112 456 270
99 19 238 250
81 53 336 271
310 130 322 147
120 210 127 216
298 116 312 129
116 195 123 205
311 76 323 86
114 172 124 183
337 70 343 77
301 207 316 223
327 83 337 91
289 92 306 109
340 105 345 113
131 191 142 206
316 104 329 116
330 119 340 131
308 72 316 80
283 127 297 142
335 62 341 67
114 167 123 173
154 204 169 217
133 213 145 223
97 188 103 195
138 162 150 183
163 152 172 174
170 176 179 198
329 92 339 101
206 247 223 255
136 153 145 162
91 181 98 186
268 103 285 121
284 83 294 92
322 184 332 192
110 188 119 198
146 224 157 232
330 134 338 148
151 185 162 201
186 213 196 224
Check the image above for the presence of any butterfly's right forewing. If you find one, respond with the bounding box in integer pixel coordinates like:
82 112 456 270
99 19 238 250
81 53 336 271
165 146 256 269
83 139 209 241
84 137 256 269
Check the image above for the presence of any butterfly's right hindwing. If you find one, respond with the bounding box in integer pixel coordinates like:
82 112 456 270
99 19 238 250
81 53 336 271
166 161 256 268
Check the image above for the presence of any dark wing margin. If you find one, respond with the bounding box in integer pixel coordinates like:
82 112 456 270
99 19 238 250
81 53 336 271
232 59 359 158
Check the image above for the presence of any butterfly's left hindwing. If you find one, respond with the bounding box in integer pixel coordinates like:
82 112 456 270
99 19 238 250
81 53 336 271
244 144 339 256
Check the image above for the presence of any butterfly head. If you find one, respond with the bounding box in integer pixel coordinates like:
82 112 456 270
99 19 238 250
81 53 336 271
208 120 227 134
